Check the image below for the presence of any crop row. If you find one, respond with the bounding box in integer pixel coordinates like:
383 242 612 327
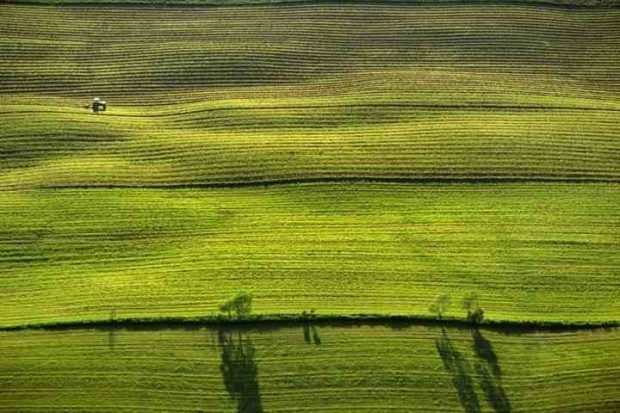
1 3 618 186
7 0 619 5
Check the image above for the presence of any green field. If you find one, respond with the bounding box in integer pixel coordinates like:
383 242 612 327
1 184 619 328
1 323 618 412
2 4 620 188
1 1 619 410
2 2 619 327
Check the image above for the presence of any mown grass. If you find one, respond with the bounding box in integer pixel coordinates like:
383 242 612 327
2 105 619 188
0 3 618 328
6 0 620 6
1 2 619 410
1 3 619 187
1 184 618 328
1 323 618 412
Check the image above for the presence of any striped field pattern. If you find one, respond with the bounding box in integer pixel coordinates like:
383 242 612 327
1 324 618 412
0 4 619 322
1 4 619 187
2 1 620 411
0 184 618 328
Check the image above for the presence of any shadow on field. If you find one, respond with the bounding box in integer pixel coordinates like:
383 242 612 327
218 328 264 413
107 309 117 350
436 327 512 413
475 362 511 413
302 322 322 346
472 329 501 378
107 328 116 351
472 329 511 413
436 328 481 413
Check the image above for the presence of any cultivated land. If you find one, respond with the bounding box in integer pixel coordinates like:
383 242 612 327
1 184 619 328
1 2 618 328
2 4 620 187
1 1 619 411
1 324 619 412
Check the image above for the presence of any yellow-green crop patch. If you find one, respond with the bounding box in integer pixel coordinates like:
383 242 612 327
1 184 618 328
1 324 618 412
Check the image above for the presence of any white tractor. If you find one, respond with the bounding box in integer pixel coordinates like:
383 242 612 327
91 97 107 114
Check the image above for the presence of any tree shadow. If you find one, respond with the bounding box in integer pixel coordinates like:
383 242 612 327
475 362 511 413
303 323 311 344
312 326 321 345
107 309 117 350
218 328 264 413
107 328 116 351
435 329 481 413
472 329 511 413
472 329 501 377
302 322 321 346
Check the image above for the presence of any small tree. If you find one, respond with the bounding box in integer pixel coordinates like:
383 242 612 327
219 291 253 319
429 294 451 320
231 291 253 318
462 292 484 324
469 307 484 324
219 301 233 318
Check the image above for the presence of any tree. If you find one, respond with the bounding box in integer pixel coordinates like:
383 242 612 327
231 291 253 318
462 292 479 316
219 301 233 318
469 308 485 324
462 292 484 324
220 291 253 319
429 294 451 320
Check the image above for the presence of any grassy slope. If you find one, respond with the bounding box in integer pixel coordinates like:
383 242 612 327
0 3 619 328
1 324 618 412
1 4 619 187
2 106 619 188
1 184 618 328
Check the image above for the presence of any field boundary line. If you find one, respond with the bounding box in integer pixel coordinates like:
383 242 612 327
1 313 617 333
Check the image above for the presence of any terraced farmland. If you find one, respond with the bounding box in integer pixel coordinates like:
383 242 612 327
1 323 619 412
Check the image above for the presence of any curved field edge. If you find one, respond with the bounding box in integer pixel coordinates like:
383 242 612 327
1 183 618 328
1 324 618 412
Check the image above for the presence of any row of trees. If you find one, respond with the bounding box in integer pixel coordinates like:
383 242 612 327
429 292 485 324
218 291 485 324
